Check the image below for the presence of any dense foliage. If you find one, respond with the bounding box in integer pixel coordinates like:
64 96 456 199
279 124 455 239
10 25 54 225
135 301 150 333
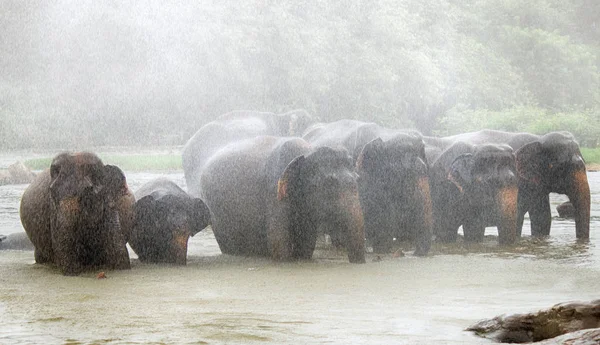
1 0 599 149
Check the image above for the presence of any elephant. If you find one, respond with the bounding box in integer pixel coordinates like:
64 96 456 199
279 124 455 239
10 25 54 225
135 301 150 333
441 130 590 240
19 152 134 275
556 201 575 219
129 178 211 264
427 142 519 245
303 119 432 255
0 232 34 250
182 109 314 197
199 136 366 263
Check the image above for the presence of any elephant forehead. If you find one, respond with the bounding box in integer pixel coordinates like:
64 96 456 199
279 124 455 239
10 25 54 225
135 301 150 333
307 148 353 169
474 150 514 162
52 152 102 172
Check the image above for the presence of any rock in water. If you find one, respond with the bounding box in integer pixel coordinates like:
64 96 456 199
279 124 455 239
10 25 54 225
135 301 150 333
466 300 600 343
536 328 600 345
556 201 576 219
0 161 36 185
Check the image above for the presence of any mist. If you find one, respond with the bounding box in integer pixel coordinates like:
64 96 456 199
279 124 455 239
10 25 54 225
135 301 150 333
1 0 599 150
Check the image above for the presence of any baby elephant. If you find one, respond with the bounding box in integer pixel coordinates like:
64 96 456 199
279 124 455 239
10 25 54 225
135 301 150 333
130 178 210 264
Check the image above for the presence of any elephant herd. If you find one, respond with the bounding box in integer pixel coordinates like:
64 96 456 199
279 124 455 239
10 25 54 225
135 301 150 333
17 110 591 275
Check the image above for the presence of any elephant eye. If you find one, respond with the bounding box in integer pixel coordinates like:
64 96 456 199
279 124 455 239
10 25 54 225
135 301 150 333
50 165 61 179
548 163 553 169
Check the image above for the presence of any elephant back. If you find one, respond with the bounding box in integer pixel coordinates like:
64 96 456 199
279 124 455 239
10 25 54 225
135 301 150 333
183 110 313 197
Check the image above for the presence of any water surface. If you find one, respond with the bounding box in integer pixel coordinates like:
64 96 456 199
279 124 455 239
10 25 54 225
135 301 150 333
0 154 599 344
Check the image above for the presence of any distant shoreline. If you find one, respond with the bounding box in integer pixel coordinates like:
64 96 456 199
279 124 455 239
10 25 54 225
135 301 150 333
587 163 600 172
18 154 600 173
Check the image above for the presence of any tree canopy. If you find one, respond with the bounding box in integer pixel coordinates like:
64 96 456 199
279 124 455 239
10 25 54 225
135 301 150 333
1 0 599 149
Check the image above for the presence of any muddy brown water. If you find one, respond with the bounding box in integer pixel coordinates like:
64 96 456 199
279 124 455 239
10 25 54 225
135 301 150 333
1 153 599 344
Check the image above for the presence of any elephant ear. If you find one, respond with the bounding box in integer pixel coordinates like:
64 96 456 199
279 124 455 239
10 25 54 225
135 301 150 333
356 138 384 173
448 154 474 193
103 165 128 201
515 142 545 184
189 198 211 236
277 155 305 200
133 195 157 227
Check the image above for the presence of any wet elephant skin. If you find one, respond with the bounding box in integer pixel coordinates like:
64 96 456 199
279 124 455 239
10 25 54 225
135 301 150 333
19 152 133 275
440 130 591 240
199 136 366 263
130 178 210 265
304 119 432 255
182 109 313 197
427 142 518 245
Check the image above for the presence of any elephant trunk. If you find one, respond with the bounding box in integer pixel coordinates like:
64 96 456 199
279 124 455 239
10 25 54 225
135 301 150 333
171 231 190 265
495 186 518 245
339 190 366 264
414 176 433 255
569 169 591 240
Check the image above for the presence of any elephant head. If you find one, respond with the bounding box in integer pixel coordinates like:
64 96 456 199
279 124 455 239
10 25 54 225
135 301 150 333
131 188 210 265
447 144 518 245
356 132 432 255
274 146 365 263
273 109 314 136
21 152 132 275
515 132 590 239
357 132 428 183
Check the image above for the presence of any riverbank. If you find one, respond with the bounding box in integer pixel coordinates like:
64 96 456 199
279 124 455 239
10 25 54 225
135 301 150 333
22 151 600 172
23 153 183 172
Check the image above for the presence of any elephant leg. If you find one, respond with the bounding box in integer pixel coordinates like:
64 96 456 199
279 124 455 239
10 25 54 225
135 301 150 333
516 187 531 238
367 211 393 254
431 184 463 243
371 230 393 253
529 194 552 237
34 248 53 264
211 217 237 256
292 219 317 260
360 190 392 253
463 219 485 243
432 202 461 243
102 212 130 270
328 227 345 249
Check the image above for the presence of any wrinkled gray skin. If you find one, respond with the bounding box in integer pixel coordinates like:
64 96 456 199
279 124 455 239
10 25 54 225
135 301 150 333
557 201 576 219
183 109 314 197
427 142 519 245
439 130 590 240
0 232 34 250
303 119 432 255
130 178 210 265
200 136 366 263
19 152 132 275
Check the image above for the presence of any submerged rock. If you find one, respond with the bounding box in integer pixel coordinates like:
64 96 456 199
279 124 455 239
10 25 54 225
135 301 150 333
556 201 576 219
0 161 36 185
466 300 600 343
536 328 600 345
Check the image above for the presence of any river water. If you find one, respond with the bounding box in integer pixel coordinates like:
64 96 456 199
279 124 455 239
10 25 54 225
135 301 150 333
1 153 599 344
